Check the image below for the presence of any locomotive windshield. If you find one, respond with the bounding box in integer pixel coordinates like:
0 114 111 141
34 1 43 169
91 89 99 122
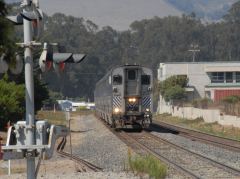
141 75 150 85
113 75 122 85
128 70 136 80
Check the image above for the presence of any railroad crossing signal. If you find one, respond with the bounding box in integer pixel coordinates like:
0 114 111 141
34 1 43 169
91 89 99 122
0 53 24 74
39 43 86 72
7 7 43 40
1 1 86 179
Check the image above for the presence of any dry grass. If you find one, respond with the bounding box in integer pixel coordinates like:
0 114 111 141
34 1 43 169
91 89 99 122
36 110 94 126
36 111 66 126
71 110 94 116
0 166 25 175
155 114 240 141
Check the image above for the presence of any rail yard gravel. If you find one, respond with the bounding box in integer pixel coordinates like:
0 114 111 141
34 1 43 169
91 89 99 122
151 128 240 171
68 114 186 179
69 114 132 171
0 114 140 179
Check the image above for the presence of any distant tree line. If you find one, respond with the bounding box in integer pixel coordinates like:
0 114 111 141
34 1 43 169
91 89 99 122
3 1 240 102
29 1 240 101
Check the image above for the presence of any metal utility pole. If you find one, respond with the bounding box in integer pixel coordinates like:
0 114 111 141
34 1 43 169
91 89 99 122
188 44 200 62
23 0 35 178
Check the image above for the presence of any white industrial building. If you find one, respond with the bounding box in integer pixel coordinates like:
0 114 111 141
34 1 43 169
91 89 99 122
158 62 240 102
57 100 95 111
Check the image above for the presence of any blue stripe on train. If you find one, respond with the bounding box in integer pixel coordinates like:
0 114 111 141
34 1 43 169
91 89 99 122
113 96 122 108
142 96 151 107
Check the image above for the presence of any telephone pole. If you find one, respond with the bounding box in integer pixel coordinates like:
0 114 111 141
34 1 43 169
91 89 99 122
188 44 200 62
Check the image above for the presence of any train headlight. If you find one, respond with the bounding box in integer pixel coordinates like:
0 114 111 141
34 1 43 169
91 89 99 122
146 108 150 112
128 98 137 103
114 108 120 113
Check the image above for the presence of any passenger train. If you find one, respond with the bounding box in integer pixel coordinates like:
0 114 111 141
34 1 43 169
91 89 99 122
94 65 153 128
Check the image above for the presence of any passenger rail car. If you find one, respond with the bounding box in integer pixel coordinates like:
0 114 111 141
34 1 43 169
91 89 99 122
94 65 153 128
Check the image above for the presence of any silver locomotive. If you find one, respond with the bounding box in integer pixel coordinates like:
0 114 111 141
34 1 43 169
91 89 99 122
94 65 153 128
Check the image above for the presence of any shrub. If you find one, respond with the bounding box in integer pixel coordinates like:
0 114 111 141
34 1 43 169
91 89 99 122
164 85 186 102
192 98 212 109
128 149 167 179
0 78 25 129
222 95 240 104
159 75 188 103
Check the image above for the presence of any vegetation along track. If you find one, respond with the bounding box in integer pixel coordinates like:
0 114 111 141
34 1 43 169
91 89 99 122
121 130 240 179
57 137 102 172
153 120 240 153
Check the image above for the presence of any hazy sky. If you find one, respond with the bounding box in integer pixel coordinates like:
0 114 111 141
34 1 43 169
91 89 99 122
37 0 181 31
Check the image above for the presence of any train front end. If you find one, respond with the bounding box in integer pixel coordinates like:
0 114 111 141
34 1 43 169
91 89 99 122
112 65 153 128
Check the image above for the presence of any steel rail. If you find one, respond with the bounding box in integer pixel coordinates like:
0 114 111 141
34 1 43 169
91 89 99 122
143 131 240 176
56 137 102 172
153 120 240 152
118 131 200 179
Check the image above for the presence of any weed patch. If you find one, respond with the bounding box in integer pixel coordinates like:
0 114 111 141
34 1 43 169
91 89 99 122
127 149 167 179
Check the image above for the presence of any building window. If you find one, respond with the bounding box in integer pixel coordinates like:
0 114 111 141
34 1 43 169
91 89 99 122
211 72 224 83
226 72 233 83
236 72 240 83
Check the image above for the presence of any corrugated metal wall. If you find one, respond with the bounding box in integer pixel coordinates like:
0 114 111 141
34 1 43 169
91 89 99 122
214 90 240 101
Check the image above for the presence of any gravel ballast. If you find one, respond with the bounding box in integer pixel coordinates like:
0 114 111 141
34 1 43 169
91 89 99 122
151 129 240 171
71 114 131 172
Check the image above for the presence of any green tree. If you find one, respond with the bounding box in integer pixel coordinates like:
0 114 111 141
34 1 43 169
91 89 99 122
164 85 186 102
0 76 25 129
42 90 63 109
159 75 188 102
0 0 16 64
34 76 49 112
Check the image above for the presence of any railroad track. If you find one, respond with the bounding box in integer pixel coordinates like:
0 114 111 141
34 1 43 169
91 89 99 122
96 116 240 178
56 137 102 172
153 120 240 153
119 130 240 179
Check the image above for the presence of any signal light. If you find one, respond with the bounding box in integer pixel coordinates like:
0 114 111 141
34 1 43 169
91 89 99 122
7 8 43 39
39 43 86 72
6 14 23 25
10 53 23 75
20 8 43 21
0 53 23 75
0 54 8 73
53 61 66 72
39 43 48 72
